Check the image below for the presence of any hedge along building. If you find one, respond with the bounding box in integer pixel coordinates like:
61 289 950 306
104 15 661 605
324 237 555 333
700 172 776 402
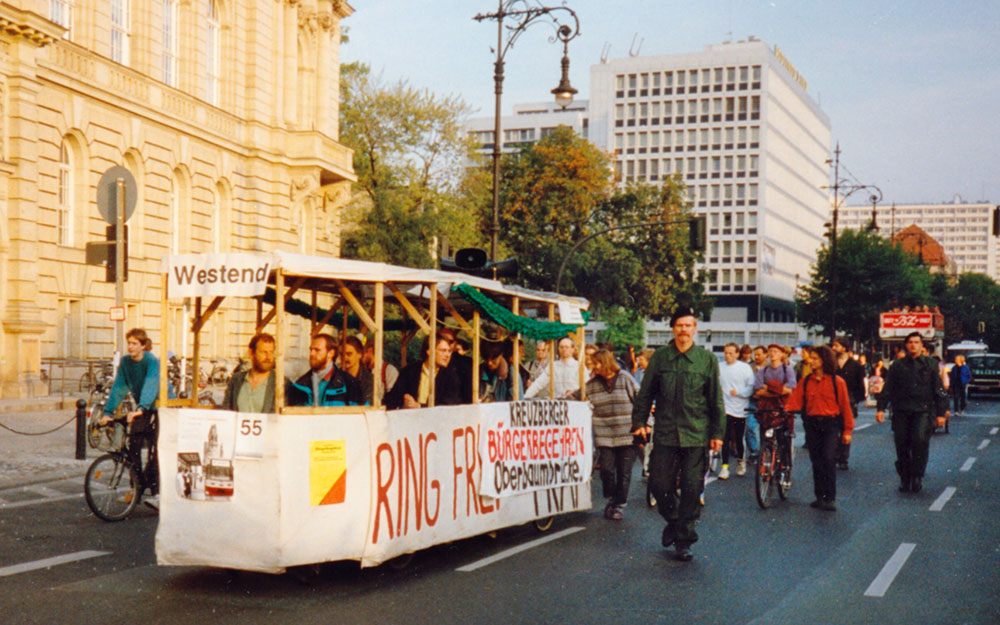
0 0 355 397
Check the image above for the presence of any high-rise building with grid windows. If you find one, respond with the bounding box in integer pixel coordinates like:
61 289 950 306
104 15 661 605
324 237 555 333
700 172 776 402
466 39 832 349
837 200 998 281
589 39 830 338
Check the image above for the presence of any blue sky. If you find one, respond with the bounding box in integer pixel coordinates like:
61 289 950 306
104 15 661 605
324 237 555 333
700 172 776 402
342 1 1000 205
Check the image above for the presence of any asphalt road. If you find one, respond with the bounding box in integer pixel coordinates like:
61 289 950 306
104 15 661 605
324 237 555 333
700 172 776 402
2 401 998 625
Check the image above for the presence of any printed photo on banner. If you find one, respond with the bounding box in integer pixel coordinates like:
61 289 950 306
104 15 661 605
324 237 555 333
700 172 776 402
479 400 592 498
175 409 237 502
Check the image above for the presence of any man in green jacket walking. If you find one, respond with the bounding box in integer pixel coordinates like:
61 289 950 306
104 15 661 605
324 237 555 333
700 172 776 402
632 307 725 561
875 332 949 493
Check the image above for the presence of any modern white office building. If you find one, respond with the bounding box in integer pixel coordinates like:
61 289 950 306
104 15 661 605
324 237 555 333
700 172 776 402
837 199 998 282
467 39 833 350
465 100 588 159
589 39 830 341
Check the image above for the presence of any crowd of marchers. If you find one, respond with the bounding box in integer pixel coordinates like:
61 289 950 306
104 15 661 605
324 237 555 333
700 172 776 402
98 315 954 560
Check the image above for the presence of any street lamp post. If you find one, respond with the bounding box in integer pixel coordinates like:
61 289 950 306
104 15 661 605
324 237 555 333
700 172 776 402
823 142 882 340
474 1 580 262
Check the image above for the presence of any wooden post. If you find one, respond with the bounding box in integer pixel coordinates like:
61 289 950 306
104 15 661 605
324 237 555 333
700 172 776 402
472 310 481 404
275 268 285 411
428 283 437 407
512 297 521 400
548 303 556 400
159 273 169 407
577 325 587 401
191 297 202 407
374 281 384 407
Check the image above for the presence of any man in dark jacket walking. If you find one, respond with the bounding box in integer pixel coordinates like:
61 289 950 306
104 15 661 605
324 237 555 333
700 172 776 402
875 332 949 493
832 337 866 470
631 307 725 562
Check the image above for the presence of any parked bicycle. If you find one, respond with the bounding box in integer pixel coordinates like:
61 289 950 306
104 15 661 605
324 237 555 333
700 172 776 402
84 394 159 521
753 407 794 509
79 360 114 394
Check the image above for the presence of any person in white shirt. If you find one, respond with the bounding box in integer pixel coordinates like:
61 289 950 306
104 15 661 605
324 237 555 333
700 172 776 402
525 336 585 399
718 342 756 479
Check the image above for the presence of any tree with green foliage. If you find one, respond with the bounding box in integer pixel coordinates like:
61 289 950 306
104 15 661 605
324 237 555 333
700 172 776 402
338 62 484 266
795 228 934 346
936 273 1000 350
596 305 646 351
498 126 710 319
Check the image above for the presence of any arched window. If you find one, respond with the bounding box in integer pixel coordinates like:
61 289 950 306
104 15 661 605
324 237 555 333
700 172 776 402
171 166 191 254
57 141 73 246
213 180 231 253
111 0 131 65
206 0 220 105
162 0 179 86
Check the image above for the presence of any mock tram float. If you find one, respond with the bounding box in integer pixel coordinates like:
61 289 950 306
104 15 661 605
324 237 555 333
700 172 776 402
153 251 593 573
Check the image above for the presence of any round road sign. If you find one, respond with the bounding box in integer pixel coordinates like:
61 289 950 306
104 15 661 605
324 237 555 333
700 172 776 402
96 166 138 224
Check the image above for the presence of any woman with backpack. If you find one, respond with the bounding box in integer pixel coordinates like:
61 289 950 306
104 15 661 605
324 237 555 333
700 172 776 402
783 345 855 511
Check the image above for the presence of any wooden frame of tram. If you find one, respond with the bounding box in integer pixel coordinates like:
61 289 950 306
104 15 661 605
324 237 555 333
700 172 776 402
156 252 591 411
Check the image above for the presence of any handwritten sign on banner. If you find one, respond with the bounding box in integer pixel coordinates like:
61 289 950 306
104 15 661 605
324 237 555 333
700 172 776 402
478 400 592 498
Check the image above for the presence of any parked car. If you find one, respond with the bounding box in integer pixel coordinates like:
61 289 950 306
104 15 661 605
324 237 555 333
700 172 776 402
966 353 1000 398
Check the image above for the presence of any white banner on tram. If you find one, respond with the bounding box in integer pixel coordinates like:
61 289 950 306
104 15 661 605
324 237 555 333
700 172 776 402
163 253 272 298
478 401 592 499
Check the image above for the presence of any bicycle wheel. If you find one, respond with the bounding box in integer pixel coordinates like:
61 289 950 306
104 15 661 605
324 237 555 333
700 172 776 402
777 437 792 500
79 371 94 393
755 440 776 509
85 453 141 521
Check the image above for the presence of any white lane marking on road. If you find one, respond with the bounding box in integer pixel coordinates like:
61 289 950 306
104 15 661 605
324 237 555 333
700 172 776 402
864 543 916 597
456 526 585 572
990 427 999 436
977 439 990 450
960 457 976 472
929 486 957 512
0 493 83 510
24 485 66 498
0 550 110 578
854 423 873 431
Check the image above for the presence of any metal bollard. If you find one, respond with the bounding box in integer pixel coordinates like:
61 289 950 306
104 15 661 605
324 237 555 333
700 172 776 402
75 398 87 460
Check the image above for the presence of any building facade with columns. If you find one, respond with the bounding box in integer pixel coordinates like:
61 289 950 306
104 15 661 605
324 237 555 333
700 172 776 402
0 0 354 397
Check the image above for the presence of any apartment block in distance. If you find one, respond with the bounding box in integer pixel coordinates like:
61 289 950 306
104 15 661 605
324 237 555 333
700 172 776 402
0 0 355 397
589 39 831 348
838 198 998 282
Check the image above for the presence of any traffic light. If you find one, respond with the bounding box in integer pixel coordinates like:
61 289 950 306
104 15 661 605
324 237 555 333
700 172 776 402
440 248 518 280
105 224 128 282
823 222 834 240
688 215 707 252
992 206 999 237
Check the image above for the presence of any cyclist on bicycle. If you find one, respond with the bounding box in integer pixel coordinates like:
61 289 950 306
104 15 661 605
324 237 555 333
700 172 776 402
783 345 854 512
99 328 162 508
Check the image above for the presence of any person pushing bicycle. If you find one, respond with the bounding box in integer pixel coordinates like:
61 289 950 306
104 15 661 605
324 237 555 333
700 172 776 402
99 328 162 508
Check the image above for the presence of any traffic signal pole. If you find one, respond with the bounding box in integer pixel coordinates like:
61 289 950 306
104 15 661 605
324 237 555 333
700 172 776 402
115 178 125 354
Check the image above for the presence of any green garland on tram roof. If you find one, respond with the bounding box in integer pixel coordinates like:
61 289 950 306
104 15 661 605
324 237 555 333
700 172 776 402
450 282 588 341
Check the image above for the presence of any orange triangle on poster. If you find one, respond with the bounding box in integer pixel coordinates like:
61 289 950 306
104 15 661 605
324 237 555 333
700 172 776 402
319 471 346 505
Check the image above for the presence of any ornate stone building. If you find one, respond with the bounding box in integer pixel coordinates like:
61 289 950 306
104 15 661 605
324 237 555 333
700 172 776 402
0 0 355 397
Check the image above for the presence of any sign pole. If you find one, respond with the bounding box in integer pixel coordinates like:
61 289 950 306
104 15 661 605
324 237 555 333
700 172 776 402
115 178 126 354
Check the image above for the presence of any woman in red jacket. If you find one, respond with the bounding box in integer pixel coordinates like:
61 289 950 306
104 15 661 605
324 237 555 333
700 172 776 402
784 345 854 511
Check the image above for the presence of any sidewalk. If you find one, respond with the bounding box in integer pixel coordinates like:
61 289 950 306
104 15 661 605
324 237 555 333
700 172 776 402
0 396 98 491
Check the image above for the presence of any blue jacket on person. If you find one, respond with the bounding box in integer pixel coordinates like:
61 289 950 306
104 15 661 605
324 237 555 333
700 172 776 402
289 365 364 407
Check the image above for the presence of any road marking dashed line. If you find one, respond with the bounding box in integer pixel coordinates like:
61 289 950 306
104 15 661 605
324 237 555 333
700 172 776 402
456 527 585 572
960 457 976 472
929 486 957 512
0 550 111 577
865 542 916 597
977 439 990 450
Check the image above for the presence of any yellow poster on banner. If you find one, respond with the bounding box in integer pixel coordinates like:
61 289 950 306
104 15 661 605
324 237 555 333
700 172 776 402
309 440 347 505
